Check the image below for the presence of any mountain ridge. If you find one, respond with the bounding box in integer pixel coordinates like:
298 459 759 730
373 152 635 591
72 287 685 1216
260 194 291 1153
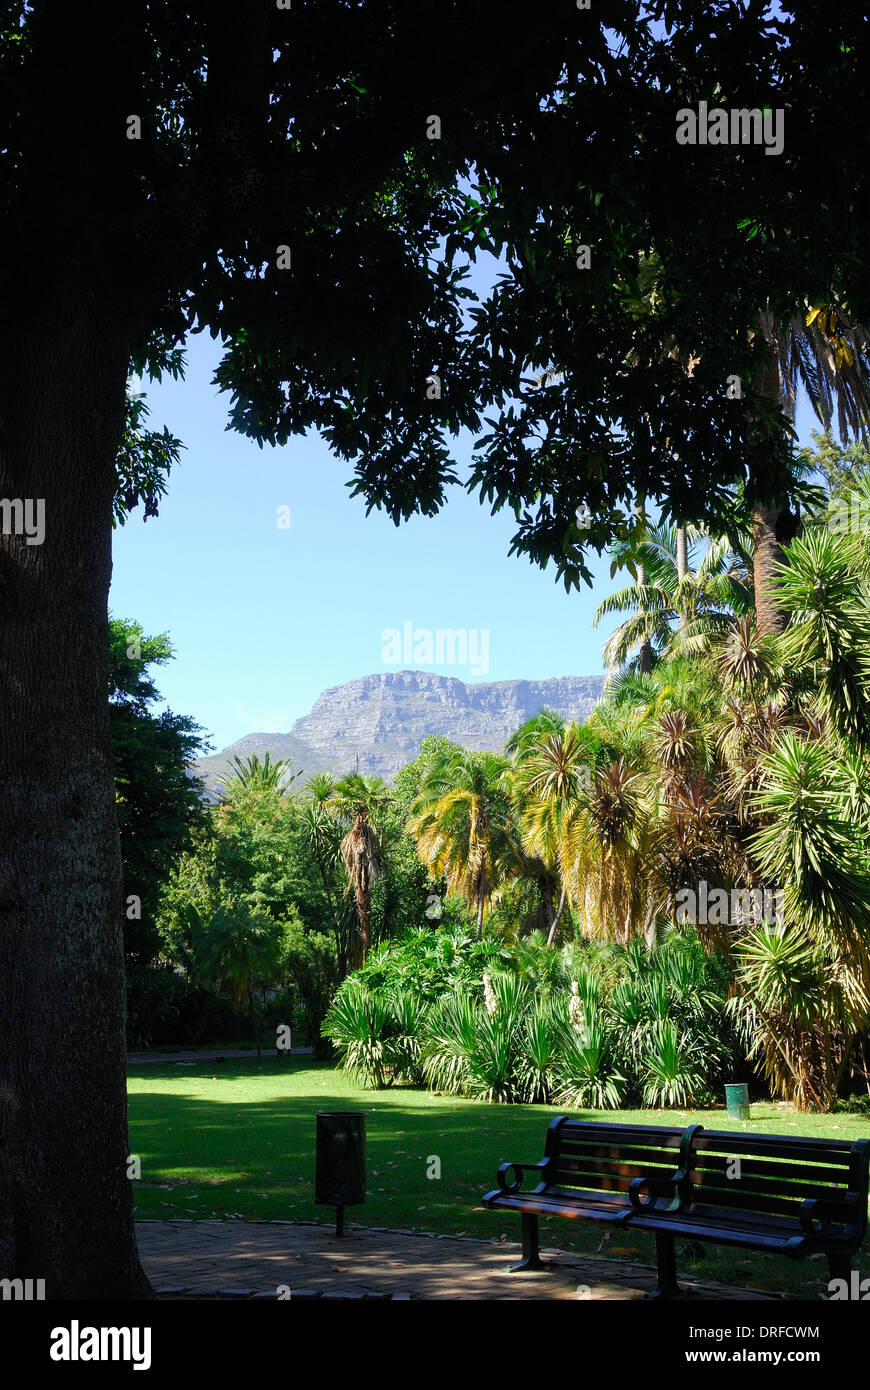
194 669 607 795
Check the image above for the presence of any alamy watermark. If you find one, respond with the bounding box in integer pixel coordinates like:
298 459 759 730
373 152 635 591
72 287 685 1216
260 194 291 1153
50 1324 151 1370
381 620 490 678
676 102 784 156
0 498 45 545
827 494 870 535
674 881 784 926
827 1272 870 1300
1 1277 45 1300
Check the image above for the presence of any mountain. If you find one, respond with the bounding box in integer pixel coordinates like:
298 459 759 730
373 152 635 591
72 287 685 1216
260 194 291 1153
194 669 607 796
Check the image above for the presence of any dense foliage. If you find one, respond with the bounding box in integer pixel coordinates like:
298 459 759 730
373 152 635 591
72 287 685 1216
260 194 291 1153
324 927 738 1107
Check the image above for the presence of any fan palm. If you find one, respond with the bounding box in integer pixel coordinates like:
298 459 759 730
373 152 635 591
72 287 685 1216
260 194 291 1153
296 774 360 975
594 521 752 677
508 721 596 944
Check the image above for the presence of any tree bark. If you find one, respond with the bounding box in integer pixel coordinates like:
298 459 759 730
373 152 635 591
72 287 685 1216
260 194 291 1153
546 883 567 947
675 525 689 631
633 496 654 673
753 504 800 638
751 353 800 637
0 322 151 1298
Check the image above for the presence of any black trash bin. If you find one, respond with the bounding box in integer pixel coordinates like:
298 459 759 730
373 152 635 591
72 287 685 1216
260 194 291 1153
315 1111 366 1235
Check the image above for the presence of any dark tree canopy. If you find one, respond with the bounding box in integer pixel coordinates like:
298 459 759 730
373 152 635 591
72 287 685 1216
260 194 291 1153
6 3 870 584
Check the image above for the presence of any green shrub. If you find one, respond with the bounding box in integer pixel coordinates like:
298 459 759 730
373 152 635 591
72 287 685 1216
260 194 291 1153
515 999 563 1104
125 964 246 1048
322 983 392 1088
640 1020 706 1107
324 925 739 1108
421 991 519 1103
554 1015 626 1109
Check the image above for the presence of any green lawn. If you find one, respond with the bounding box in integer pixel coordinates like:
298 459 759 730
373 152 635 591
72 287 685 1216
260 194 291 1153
128 1055 870 1298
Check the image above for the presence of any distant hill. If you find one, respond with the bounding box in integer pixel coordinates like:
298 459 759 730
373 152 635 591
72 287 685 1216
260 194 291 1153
194 669 607 797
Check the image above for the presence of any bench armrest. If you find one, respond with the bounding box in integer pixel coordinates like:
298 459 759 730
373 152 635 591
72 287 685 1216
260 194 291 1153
628 1123 705 1215
496 1159 553 1194
628 1173 680 1212
799 1194 861 1237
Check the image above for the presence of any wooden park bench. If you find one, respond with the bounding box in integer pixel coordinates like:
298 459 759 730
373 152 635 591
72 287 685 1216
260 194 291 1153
482 1117 869 1297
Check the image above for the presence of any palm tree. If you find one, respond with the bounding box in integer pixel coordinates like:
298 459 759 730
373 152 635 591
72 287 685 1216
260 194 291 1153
295 774 357 976
709 524 870 1105
594 521 753 677
504 708 568 760
327 773 390 966
751 301 870 637
217 751 299 799
407 749 516 940
508 720 596 945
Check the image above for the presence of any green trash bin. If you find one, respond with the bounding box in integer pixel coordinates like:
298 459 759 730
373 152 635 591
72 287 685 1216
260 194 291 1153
725 1082 750 1120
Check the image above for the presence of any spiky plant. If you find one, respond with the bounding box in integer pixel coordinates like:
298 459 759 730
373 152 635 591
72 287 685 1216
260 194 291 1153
640 1020 705 1108
322 983 392 1089
515 999 563 1104
554 1016 625 1110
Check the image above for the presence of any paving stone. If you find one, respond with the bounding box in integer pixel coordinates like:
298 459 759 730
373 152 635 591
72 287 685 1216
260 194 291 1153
137 1220 792 1303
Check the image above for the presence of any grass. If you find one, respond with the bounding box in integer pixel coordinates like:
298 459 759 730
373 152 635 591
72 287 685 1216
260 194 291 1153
128 1055 870 1299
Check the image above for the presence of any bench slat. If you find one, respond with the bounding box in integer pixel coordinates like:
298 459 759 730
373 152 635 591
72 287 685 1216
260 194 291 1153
485 1190 630 1221
687 1169 850 1204
692 1131 854 1161
687 1153 855 1185
556 1142 686 1165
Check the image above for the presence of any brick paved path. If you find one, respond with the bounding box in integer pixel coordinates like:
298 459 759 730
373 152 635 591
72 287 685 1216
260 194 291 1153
136 1220 791 1300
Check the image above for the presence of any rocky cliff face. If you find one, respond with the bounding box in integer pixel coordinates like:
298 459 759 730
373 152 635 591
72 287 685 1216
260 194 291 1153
194 669 606 794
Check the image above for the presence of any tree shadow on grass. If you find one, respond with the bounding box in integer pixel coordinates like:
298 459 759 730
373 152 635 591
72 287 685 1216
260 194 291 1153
126 1057 861 1299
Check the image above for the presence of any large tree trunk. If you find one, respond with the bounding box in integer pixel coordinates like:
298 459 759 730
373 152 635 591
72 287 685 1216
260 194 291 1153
0 322 151 1299
753 504 800 638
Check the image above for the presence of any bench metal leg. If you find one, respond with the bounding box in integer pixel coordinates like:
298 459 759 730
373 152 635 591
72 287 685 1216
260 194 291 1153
647 1233 686 1299
508 1213 546 1272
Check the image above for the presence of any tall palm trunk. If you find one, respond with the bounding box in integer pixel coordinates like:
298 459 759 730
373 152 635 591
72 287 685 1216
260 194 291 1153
340 810 377 967
635 496 653 673
751 354 799 637
546 883 567 947
676 525 689 630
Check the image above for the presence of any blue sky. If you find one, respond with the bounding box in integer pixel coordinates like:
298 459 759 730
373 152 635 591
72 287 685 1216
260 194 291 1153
110 332 819 754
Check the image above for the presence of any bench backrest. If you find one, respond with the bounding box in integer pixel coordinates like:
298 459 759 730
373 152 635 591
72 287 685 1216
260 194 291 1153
545 1118 869 1236
685 1128 869 1234
545 1118 688 1199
